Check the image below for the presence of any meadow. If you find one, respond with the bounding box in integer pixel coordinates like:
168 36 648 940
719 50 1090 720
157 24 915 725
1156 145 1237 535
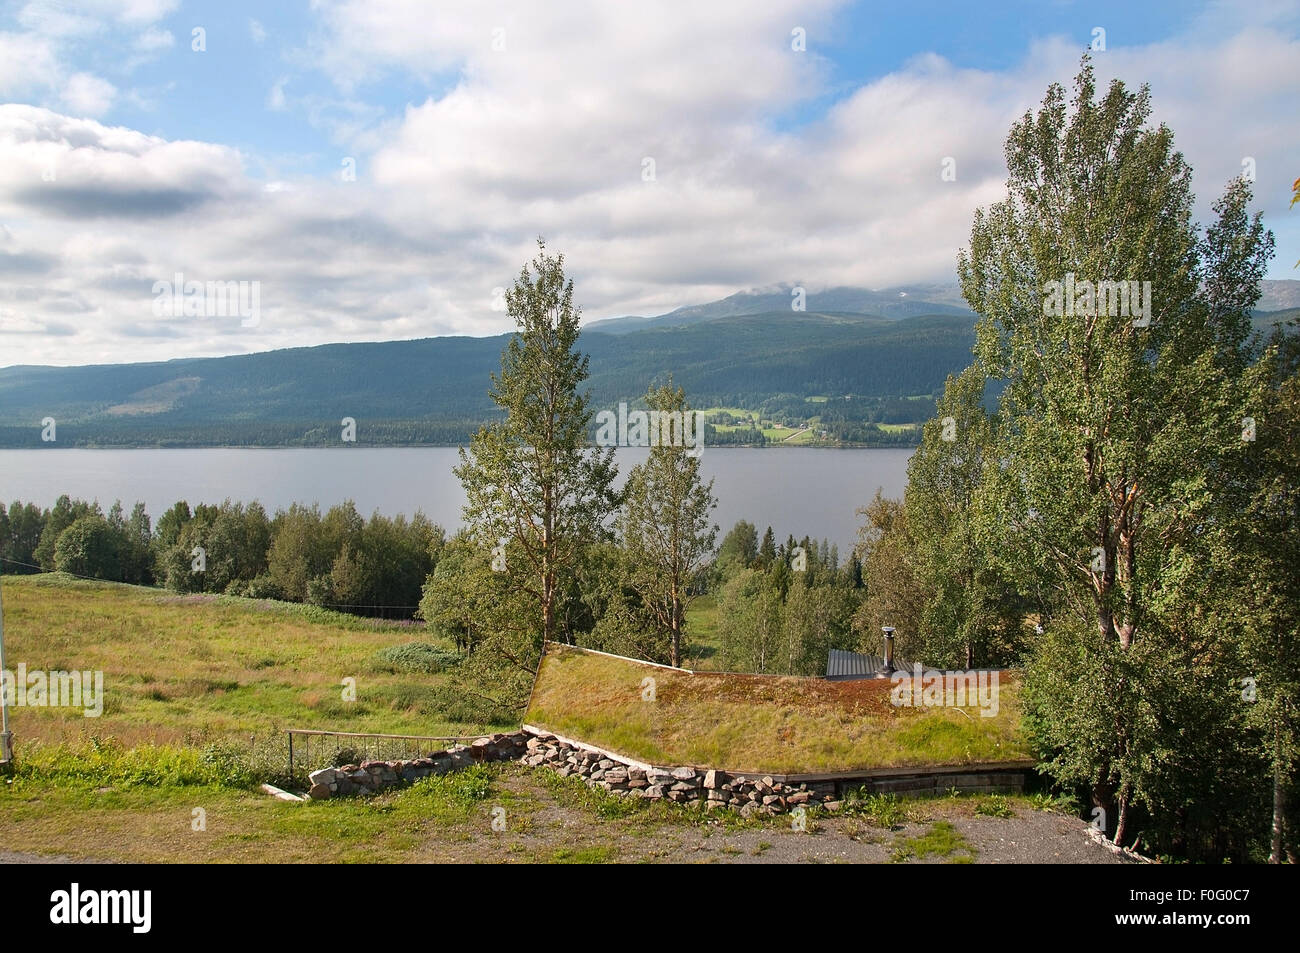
0 573 507 754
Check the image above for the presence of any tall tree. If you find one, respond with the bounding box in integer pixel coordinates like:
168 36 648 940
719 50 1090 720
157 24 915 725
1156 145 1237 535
455 240 620 656
715 520 758 578
852 489 928 663
958 57 1274 846
619 380 718 667
904 366 1023 668
1215 320 1300 862
757 526 776 570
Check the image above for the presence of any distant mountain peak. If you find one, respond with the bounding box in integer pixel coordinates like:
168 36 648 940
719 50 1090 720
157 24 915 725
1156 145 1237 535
587 278 1300 334
587 283 974 334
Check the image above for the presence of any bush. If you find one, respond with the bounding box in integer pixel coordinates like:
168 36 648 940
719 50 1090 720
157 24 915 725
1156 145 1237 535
241 572 283 599
371 641 461 674
53 515 120 580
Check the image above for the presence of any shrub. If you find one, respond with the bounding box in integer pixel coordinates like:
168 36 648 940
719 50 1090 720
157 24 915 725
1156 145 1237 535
371 641 461 674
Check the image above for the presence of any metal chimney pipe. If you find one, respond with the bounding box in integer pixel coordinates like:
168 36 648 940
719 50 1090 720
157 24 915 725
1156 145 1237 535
879 626 895 676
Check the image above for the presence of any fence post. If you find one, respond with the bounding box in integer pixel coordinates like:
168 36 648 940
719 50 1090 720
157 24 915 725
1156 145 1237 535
287 731 294 780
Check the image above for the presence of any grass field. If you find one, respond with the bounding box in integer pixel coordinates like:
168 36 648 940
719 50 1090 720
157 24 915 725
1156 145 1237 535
698 406 811 443
0 573 507 753
682 593 722 669
0 573 1074 864
524 644 1029 774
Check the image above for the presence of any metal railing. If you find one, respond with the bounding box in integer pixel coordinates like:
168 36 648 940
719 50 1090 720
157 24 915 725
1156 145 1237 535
286 728 490 780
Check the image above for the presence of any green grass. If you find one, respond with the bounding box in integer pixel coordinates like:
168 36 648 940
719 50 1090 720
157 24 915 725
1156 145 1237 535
525 643 1030 774
890 821 977 863
841 791 912 828
0 574 510 754
684 594 721 668
0 761 586 863
974 794 1016 818
550 845 619 863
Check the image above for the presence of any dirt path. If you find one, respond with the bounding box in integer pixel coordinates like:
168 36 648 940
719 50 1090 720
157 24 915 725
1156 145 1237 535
412 766 1131 864
0 764 1130 865
0 850 107 864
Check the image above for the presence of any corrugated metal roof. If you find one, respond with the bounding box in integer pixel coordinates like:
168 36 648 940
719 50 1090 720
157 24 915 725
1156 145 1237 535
827 648 884 679
825 648 914 680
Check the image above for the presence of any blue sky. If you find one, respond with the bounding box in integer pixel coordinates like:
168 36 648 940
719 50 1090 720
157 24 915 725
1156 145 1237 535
0 0 1297 365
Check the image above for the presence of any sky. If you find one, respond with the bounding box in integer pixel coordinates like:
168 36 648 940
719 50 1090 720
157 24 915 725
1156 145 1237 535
0 0 1298 367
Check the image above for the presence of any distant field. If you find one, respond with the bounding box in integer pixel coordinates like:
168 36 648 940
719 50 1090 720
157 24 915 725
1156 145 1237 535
524 644 1029 775
0 574 505 752
698 406 761 433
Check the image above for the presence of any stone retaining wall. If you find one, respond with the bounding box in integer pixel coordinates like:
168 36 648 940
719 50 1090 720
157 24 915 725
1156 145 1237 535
306 731 529 799
521 732 838 816
305 728 1027 812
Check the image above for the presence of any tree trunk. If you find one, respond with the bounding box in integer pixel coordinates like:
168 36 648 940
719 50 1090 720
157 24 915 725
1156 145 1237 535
1114 794 1130 848
1092 777 1117 841
1270 725 1286 864
541 571 554 643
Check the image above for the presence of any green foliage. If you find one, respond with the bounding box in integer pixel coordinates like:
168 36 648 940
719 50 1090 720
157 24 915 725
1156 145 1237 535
715 520 758 579
974 795 1015 818
619 378 719 666
13 739 267 789
0 500 45 573
715 534 859 675
453 240 621 714
852 490 928 661
902 366 1025 668
717 568 785 673
370 641 461 674
35 495 99 570
842 791 911 828
950 54 1285 860
53 514 120 580
571 542 670 663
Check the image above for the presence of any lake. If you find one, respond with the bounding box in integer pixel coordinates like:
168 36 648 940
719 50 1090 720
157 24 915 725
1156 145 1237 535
0 447 913 555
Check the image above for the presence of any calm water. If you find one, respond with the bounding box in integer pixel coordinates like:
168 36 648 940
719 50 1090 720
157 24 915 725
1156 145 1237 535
0 447 912 555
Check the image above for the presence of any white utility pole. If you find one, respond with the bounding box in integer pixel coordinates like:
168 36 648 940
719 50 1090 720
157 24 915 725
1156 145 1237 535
0 578 12 763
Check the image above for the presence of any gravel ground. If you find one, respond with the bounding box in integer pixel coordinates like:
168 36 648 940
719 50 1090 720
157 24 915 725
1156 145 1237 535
0 764 1132 865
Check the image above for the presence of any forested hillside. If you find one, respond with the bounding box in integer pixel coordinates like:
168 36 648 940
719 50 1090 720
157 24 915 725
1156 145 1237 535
0 311 976 447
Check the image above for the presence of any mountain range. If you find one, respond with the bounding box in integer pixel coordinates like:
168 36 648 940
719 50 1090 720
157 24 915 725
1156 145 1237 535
0 280 1296 448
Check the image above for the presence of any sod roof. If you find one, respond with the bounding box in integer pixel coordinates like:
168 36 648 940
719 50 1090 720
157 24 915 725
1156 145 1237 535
523 643 1031 776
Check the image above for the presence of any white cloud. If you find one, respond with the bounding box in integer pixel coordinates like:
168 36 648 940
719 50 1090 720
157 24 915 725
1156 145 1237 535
76 0 178 25
133 26 174 52
250 19 267 44
267 78 288 111
61 73 118 116
0 31 61 94
1 2 1298 367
